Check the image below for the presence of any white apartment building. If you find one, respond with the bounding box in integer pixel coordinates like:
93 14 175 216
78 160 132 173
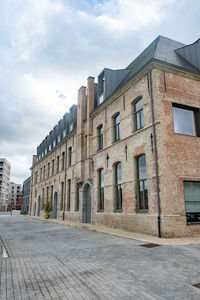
0 158 11 211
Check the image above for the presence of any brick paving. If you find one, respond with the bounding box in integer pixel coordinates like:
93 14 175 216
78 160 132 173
0 216 200 299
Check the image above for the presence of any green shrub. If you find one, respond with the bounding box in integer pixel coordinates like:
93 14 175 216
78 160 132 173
44 201 52 219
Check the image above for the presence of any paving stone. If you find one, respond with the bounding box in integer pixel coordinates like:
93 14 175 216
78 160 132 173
0 216 200 299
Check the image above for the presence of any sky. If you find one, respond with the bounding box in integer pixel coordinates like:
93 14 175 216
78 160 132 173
0 0 200 184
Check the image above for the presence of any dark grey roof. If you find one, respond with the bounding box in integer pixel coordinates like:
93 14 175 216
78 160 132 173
117 35 200 92
92 36 200 112
176 38 200 71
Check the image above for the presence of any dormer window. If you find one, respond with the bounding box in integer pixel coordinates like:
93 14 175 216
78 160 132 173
48 144 52 152
57 135 61 143
63 129 66 138
53 139 56 147
45 148 47 155
99 74 105 104
69 122 73 132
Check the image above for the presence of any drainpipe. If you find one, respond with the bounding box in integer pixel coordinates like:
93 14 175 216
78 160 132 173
147 71 161 238
63 141 68 221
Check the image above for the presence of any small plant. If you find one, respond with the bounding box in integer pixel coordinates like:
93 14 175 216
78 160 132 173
7 204 12 211
44 201 52 219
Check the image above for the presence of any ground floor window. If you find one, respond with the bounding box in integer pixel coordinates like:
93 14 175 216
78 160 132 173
114 162 122 211
136 155 148 211
98 169 104 211
75 183 79 211
184 181 200 223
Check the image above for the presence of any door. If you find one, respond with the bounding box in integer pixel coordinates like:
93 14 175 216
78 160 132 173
82 184 91 223
37 196 40 216
52 192 58 219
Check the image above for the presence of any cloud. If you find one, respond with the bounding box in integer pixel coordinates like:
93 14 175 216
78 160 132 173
0 0 200 183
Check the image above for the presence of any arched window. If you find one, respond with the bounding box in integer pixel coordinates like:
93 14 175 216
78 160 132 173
98 169 104 211
68 147 72 166
67 179 71 211
136 154 148 211
113 113 120 142
114 162 122 211
133 97 144 131
97 125 103 150
60 182 64 210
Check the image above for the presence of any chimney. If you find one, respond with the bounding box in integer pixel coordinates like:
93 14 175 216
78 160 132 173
32 155 37 166
87 76 95 118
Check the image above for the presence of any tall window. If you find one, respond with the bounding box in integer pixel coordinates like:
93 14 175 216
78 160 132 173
51 185 53 203
136 155 148 211
113 113 120 142
52 159 54 175
68 147 72 166
114 162 122 211
40 168 42 181
98 169 104 211
67 180 71 211
57 156 59 172
84 135 87 158
75 183 79 211
98 73 105 105
60 182 64 210
43 166 45 180
184 181 200 223
62 152 65 170
46 187 49 203
48 163 50 177
97 125 103 150
134 97 144 131
172 103 200 136
35 171 38 184
42 188 44 209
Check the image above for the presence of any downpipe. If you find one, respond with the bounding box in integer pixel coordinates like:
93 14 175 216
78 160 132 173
147 71 161 238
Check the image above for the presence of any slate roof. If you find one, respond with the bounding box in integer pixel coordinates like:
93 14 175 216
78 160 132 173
115 35 200 94
92 35 200 113
176 38 200 72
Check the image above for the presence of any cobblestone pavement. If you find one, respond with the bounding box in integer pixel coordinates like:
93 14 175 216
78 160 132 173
0 216 200 300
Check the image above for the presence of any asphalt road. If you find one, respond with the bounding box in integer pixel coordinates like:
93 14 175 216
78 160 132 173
0 216 200 299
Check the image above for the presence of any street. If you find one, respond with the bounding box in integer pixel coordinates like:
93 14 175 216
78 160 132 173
0 216 200 299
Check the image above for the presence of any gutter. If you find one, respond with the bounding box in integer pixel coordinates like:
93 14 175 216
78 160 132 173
147 71 161 238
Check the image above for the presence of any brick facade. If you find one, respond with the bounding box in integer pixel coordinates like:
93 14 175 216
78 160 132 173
30 36 200 237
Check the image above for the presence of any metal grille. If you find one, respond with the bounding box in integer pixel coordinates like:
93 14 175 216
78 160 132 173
140 243 160 248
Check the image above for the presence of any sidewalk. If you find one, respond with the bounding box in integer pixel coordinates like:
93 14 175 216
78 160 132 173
28 215 200 246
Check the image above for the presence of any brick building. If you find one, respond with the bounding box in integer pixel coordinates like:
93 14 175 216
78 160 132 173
30 36 200 237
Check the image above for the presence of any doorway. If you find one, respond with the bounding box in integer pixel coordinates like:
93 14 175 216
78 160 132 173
37 196 41 216
52 192 58 219
82 183 92 223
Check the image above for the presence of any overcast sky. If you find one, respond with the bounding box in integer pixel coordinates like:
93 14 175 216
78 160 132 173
0 0 199 184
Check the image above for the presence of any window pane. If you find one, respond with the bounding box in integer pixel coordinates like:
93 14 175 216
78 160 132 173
184 181 200 213
116 184 122 210
144 180 148 209
138 155 146 180
115 114 120 124
116 163 122 184
140 110 144 128
100 169 104 187
135 99 142 112
173 107 196 136
139 181 144 209
136 112 140 130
